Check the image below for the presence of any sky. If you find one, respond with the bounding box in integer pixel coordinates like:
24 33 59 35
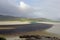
0 0 60 20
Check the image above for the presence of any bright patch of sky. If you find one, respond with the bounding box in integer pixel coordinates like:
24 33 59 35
15 0 60 19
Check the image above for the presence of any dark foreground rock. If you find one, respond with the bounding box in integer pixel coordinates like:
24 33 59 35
20 35 60 40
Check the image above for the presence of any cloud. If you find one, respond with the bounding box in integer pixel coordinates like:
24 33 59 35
37 0 60 19
26 0 60 19
0 0 35 18
0 0 20 16
0 0 60 19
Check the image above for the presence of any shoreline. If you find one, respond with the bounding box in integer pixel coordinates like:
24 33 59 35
0 21 58 25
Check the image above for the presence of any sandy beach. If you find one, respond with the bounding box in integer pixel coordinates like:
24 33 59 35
0 21 60 40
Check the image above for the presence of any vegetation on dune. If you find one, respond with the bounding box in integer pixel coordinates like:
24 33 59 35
0 17 60 22
0 15 60 22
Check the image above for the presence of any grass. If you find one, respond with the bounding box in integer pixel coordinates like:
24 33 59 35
0 18 60 23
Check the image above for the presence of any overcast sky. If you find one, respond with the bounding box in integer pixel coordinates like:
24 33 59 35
0 0 60 19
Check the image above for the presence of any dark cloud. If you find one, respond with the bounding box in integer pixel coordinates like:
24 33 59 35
0 0 19 16
0 0 35 18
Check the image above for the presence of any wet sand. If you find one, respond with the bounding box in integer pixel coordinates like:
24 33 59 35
0 22 60 40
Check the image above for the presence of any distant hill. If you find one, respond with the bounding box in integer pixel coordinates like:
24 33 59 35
0 15 19 21
0 15 56 22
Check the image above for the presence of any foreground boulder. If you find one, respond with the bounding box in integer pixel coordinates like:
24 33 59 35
0 37 6 40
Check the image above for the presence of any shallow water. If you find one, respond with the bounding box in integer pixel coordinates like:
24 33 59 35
0 23 52 34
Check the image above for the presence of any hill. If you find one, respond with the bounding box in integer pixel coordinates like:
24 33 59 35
0 15 58 22
0 15 19 21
